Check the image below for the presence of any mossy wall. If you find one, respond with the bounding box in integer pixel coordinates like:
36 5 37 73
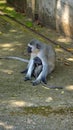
7 0 73 37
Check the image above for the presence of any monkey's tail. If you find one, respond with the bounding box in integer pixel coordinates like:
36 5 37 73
0 56 29 63
41 82 63 89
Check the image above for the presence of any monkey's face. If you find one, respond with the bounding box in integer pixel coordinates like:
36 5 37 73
27 39 41 54
27 44 40 54
27 46 32 53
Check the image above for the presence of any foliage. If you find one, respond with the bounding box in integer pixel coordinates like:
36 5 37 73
0 0 33 28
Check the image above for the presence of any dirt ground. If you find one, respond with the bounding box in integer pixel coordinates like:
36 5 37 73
0 15 73 130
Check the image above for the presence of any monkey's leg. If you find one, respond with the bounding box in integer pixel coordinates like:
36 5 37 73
32 65 48 85
24 59 35 81
21 56 42 75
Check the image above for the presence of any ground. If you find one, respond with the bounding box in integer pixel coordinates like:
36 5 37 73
0 14 73 130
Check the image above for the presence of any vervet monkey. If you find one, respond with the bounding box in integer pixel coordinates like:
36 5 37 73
22 39 56 85
0 56 42 79
0 39 55 85
0 39 63 88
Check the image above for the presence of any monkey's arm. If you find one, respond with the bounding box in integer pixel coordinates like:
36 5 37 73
0 56 29 63
32 64 49 85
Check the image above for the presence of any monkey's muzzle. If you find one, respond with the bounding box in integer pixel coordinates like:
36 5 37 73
27 46 32 53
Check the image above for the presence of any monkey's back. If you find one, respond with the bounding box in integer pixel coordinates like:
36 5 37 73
45 44 56 72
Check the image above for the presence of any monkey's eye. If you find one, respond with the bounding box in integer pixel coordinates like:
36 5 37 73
30 41 34 45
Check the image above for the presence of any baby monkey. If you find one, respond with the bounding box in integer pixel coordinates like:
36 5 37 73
21 39 55 85
21 56 43 81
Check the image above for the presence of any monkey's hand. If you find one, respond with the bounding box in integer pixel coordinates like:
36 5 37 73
24 76 31 81
32 77 47 86
32 80 40 86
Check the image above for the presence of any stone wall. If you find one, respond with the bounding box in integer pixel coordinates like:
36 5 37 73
26 0 56 28
26 0 73 37
37 0 56 29
56 0 73 37
7 0 73 37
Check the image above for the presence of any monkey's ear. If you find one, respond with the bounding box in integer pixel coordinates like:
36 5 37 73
36 43 41 49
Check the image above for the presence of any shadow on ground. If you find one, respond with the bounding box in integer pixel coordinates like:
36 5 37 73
0 15 73 130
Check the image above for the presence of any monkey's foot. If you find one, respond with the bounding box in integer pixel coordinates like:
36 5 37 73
41 80 47 84
32 80 40 86
24 76 31 81
41 77 47 84
21 69 28 74
32 78 47 86
32 82 38 86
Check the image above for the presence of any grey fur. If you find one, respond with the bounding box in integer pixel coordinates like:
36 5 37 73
25 39 56 85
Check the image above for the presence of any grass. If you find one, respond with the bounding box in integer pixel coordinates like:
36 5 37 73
0 0 33 27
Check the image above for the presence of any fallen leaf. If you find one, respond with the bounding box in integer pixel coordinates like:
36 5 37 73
67 48 73 51
64 62 70 66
